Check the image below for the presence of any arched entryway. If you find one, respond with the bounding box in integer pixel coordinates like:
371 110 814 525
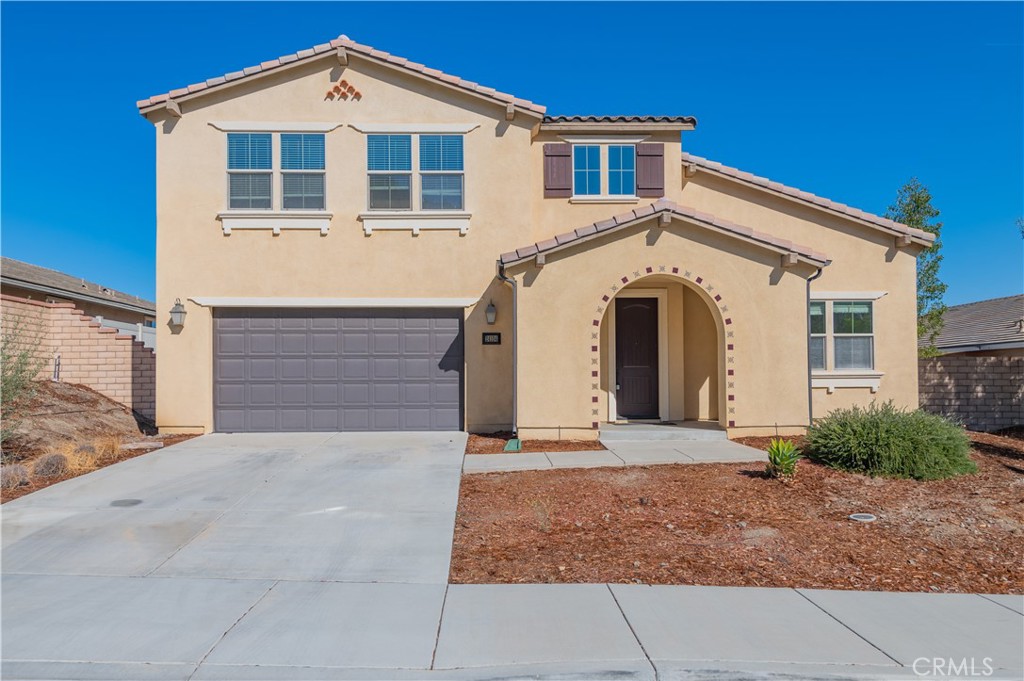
596 271 730 429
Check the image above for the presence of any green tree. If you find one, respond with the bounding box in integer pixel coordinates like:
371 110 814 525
886 178 947 356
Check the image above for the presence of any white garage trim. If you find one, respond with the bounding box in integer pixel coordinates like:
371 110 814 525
190 297 479 308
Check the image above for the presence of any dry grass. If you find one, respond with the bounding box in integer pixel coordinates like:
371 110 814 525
93 435 123 460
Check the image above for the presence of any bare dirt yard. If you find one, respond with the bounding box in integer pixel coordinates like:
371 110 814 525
466 432 606 454
451 432 1024 593
1 381 195 503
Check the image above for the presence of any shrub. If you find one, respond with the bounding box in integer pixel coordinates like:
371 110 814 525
33 452 68 478
93 436 123 460
807 401 974 480
1 464 30 490
765 438 801 478
1 309 47 451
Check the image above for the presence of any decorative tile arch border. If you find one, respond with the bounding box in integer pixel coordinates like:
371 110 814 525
590 264 737 430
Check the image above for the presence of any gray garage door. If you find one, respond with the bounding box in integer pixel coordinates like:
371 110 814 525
213 308 463 432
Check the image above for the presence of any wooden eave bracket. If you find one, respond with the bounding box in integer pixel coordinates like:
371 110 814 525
336 46 349 66
781 252 799 268
535 253 546 268
895 234 913 249
659 212 672 227
165 99 182 118
684 163 698 178
505 103 515 121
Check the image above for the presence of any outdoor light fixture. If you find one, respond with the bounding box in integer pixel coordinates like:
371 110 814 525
169 298 187 327
485 300 497 325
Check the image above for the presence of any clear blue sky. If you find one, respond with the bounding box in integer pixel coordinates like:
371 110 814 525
2 2 1021 306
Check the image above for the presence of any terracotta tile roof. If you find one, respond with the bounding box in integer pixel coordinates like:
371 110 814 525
137 35 546 116
499 199 830 267
0 257 155 314
926 294 1024 351
543 115 697 126
681 152 935 246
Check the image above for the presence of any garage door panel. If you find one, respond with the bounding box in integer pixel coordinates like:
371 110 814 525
215 308 463 432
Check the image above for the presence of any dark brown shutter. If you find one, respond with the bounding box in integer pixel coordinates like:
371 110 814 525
636 143 665 197
543 143 572 198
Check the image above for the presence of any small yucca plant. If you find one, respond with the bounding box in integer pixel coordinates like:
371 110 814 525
765 438 801 479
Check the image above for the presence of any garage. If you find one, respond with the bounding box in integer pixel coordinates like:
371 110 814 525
213 308 464 432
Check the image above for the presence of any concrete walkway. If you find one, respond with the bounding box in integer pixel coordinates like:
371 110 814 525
464 439 766 473
3 433 1021 680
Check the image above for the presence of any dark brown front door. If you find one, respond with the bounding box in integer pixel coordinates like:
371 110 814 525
615 298 659 419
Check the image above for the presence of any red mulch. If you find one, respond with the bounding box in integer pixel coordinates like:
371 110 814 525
467 432 606 455
450 433 1023 593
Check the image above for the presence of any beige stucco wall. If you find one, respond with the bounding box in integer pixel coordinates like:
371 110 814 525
148 50 921 435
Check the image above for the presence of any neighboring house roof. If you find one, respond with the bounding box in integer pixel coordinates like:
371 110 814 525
681 152 935 247
0 257 155 316
499 199 830 268
137 34 547 117
926 294 1024 353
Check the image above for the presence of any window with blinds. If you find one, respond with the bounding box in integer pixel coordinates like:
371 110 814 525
810 300 875 371
367 134 412 210
227 133 272 209
281 134 325 210
420 135 463 210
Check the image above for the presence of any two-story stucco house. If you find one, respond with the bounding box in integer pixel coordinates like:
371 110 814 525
138 34 933 439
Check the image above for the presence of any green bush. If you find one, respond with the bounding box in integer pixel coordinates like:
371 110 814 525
806 401 975 480
765 438 801 478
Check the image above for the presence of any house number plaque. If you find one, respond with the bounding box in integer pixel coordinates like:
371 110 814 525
482 333 501 345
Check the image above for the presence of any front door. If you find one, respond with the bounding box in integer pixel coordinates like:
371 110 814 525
615 297 659 419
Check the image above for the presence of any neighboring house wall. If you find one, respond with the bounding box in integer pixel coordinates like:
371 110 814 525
918 356 1023 432
1 283 157 349
1 295 155 420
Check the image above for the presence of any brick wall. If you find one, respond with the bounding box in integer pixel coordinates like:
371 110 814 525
918 355 1023 432
1 294 155 420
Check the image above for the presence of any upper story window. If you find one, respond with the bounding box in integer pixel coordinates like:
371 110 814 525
572 143 637 198
366 133 464 211
226 132 325 211
419 135 464 210
367 134 412 210
281 134 325 210
227 133 272 209
809 300 875 371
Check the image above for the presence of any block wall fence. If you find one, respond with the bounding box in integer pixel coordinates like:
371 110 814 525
1 294 155 420
918 356 1023 433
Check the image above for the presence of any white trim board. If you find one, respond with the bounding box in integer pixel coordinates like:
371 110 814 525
607 288 671 422
209 122 344 132
217 212 332 236
348 123 481 134
812 371 884 393
811 291 888 301
189 297 479 308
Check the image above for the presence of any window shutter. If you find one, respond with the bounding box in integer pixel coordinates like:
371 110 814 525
636 143 665 197
543 143 572 198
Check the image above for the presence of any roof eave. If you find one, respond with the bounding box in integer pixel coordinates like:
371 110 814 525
934 341 1024 354
539 121 696 133
1 277 156 316
139 41 547 120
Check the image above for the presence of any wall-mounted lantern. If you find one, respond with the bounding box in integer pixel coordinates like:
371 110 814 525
169 298 187 328
485 300 497 325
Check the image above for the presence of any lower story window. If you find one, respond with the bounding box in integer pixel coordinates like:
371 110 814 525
810 300 875 371
421 174 464 210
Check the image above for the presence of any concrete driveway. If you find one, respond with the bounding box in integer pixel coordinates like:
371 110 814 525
2 432 466 680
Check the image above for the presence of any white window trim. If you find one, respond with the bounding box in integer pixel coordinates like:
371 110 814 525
350 123 480 134
190 297 478 308
570 143 638 201
211 122 343 133
364 133 469 227
226 132 326 215
607 288 670 422
217 211 332 236
811 297 880 391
